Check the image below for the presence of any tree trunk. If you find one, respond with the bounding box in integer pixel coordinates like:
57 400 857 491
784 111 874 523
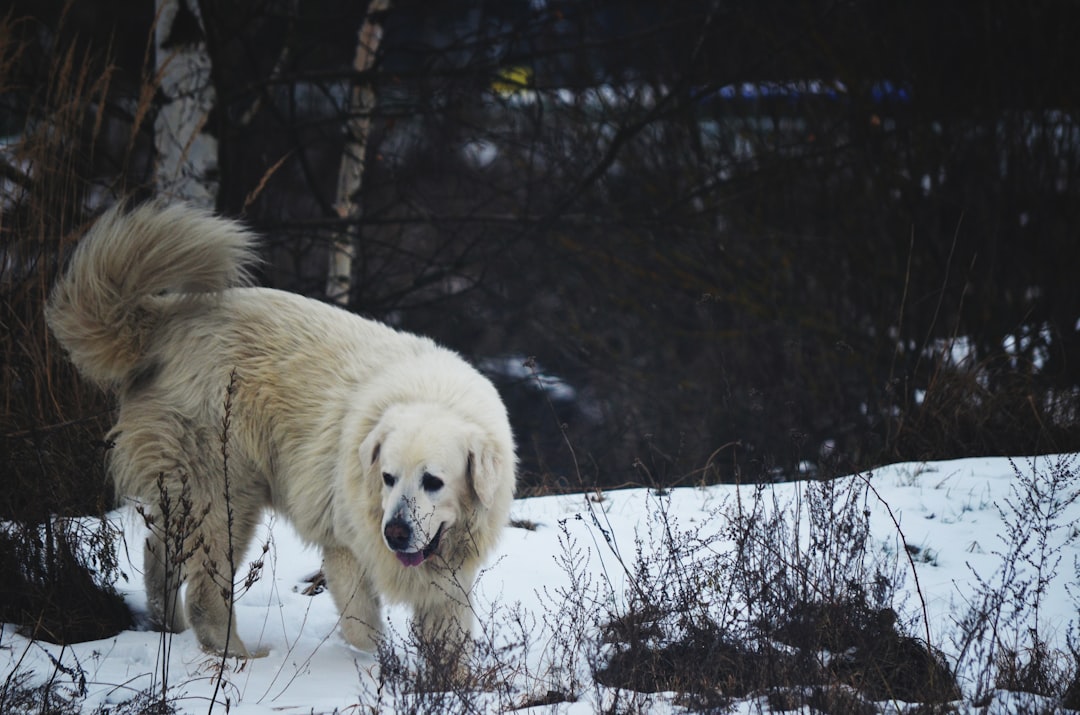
327 0 390 306
153 0 217 206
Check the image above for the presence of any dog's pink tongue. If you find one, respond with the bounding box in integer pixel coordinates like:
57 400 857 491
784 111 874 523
396 551 425 567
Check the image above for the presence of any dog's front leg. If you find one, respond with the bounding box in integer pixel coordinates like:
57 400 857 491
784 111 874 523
323 545 383 652
412 574 476 675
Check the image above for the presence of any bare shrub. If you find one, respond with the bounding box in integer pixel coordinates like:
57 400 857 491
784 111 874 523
0 2 153 648
953 455 1080 704
582 474 961 708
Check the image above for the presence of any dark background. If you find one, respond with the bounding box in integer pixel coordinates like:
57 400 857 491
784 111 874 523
3 0 1080 507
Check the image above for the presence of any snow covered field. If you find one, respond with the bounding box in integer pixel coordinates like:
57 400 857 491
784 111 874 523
3 454 1079 713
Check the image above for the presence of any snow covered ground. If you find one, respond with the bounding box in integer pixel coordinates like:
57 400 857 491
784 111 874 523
3 454 1079 713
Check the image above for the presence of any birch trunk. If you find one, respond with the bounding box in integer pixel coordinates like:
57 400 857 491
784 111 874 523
327 0 390 306
153 0 217 206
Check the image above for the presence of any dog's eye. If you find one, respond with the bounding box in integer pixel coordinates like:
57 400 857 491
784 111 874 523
382 472 396 488
421 473 444 492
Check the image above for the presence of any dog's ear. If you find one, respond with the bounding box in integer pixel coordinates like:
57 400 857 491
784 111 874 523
466 436 506 510
358 424 385 475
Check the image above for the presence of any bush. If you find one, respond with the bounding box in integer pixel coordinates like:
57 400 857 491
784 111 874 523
584 480 961 709
0 5 142 649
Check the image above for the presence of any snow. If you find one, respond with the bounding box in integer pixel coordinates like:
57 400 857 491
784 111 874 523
3 454 1080 713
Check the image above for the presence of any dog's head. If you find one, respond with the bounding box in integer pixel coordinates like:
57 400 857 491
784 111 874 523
358 402 508 568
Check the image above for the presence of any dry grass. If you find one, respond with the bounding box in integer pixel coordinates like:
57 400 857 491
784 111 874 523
0 0 151 658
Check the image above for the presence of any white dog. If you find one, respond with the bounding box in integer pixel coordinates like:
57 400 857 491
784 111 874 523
46 202 516 659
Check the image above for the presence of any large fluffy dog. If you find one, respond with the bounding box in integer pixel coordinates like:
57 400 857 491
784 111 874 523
46 202 516 658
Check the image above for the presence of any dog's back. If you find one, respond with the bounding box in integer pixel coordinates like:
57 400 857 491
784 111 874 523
46 202 259 390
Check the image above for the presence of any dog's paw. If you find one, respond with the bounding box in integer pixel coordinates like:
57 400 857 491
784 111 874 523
200 641 269 659
245 645 271 659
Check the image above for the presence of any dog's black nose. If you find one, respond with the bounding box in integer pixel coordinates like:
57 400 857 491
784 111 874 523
383 518 412 551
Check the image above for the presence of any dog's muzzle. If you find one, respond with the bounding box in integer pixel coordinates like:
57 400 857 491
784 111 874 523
383 518 444 567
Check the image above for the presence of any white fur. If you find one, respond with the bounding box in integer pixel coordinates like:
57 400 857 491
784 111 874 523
46 202 517 658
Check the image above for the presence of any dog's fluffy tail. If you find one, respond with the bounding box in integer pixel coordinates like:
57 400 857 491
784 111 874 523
46 201 259 389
